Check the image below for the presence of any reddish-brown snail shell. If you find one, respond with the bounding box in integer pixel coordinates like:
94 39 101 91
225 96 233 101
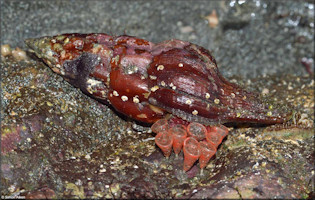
25 33 287 126
25 33 289 172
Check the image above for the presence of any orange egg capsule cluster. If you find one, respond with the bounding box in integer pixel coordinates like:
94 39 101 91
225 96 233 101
153 119 229 172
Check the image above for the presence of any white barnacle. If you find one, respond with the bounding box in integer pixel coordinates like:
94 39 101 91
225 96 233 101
214 98 220 104
178 63 184 67
113 90 119 96
87 79 102 86
133 96 140 103
151 85 159 92
149 75 157 80
185 99 192 105
169 82 176 90
121 95 128 102
192 110 198 115
160 81 166 87
56 64 61 69
231 93 236 98
157 64 164 71
205 93 210 99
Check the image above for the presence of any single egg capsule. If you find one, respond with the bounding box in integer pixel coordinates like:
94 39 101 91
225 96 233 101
199 140 217 170
183 137 200 171
187 122 207 141
151 119 169 133
169 124 187 156
155 131 173 158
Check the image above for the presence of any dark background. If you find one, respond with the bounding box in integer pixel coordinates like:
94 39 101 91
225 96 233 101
1 0 314 78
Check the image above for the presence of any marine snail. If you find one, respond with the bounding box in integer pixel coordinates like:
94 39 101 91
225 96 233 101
25 33 288 171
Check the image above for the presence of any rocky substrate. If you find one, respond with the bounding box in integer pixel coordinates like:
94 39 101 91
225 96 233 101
1 47 314 199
